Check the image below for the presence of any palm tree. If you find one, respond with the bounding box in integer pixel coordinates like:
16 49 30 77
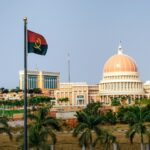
83 101 102 116
124 106 150 150
126 123 148 150
94 129 116 150
73 111 102 150
0 116 12 140
17 124 53 150
29 106 60 149
28 124 54 150
17 106 60 150
103 110 117 125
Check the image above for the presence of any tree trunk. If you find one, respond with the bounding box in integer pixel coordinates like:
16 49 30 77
37 147 40 150
50 144 54 150
141 143 144 150
146 143 150 150
105 143 110 150
113 143 117 150
141 134 144 150
82 144 86 150
89 144 93 150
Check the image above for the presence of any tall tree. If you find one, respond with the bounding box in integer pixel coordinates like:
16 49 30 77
29 107 60 149
83 101 102 116
94 129 116 150
17 106 60 150
73 110 103 150
124 106 150 150
103 110 117 125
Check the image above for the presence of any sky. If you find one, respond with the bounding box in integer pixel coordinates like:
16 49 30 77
0 0 150 89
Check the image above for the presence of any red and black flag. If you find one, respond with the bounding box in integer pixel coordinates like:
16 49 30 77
27 30 48 55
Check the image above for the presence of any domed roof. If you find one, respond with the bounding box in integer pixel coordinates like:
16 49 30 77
104 45 137 73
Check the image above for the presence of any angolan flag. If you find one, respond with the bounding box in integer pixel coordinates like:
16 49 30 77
27 30 48 55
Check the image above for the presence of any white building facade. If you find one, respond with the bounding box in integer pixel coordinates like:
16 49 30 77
99 44 144 105
18 44 150 106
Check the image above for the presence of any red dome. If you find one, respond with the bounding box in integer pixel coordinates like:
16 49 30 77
104 53 137 73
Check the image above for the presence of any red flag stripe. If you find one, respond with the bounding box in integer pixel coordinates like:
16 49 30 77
27 30 47 45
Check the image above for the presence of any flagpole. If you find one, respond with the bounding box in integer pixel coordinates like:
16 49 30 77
23 17 28 150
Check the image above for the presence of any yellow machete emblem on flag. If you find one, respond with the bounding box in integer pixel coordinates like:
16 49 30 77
34 38 41 51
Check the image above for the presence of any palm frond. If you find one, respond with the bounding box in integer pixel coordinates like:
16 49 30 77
126 127 136 144
0 117 9 127
79 130 92 146
28 113 38 121
44 118 60 131
47 128 57 144
73 123 88 136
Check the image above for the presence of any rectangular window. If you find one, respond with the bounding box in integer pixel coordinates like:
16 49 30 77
28 75 38 89
76 95 84 105
44 76 57 89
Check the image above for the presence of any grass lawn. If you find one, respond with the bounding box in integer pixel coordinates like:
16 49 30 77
0 109 24 118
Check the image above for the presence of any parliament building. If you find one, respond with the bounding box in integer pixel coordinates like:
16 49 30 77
19 44 150 106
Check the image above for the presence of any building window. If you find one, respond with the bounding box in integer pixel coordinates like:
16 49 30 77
76 95 84 105
44 76 57 89
28 75 38 89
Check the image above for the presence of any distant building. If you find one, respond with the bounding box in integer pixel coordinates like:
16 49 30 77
99 44 144 105
54 82 89 106
143 81 150 99
88 85 99 102
2 92 23 100
19 70 60 91
18 44 150 106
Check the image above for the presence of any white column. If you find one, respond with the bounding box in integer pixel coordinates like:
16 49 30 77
107 96 108 104
130 82 131 90
117 83 119 91
72 91 74 106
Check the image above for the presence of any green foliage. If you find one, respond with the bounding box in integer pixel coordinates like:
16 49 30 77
111 98 121 106
103 110 117 125
10 87 22 93
122 105 150 145
0 109 24 117
0 87 8 93
73 111 102 148
117 107 127 123
73 102 116 149
58 97 69 102
93 129 116 149
28 89 34 94
0 87 5 93
117 106 138 124
33 88 42 94
0 96 55 108
83 101 102 115
0 88 9 93
126 122 147 144
142 104 150 121
18 107 60 149
117 105 150 125
135 98 150 105
28 96 55 106
28 88 42 94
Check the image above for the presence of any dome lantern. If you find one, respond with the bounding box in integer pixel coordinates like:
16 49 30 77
118 41 123 55
103 45 137 73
